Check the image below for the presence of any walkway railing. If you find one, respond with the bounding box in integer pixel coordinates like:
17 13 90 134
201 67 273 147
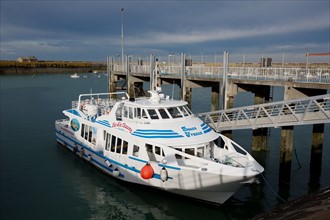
198 94 330 131
113 64 330 84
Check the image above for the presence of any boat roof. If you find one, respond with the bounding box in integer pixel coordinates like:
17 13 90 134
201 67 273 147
122 97 188 108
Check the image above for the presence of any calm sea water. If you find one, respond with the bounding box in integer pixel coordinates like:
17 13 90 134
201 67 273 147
0 74 329 220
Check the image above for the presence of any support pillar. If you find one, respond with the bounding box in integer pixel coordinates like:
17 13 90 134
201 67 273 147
221 93 234 139
309 123 324 191
211 85 220 111
279 125 293 186
252 85 271 151
184 86 192 109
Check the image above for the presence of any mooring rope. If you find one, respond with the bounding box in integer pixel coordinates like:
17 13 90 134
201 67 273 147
260 172 289 204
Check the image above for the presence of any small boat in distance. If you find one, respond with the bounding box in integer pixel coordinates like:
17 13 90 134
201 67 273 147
70 73 80 78
55 63 264 205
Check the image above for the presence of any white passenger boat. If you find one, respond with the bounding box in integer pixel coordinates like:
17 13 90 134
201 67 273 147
70 73 80 78
55 71 264 205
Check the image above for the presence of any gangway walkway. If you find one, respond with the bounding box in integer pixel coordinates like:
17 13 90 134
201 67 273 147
198 94 330 131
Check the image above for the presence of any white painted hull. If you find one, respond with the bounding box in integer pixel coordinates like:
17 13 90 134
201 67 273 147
56 124 256 205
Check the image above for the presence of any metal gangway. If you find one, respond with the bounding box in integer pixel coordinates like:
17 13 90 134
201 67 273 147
198 94 330 131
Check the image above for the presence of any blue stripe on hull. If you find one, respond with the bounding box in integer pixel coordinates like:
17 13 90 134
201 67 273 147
55 130 176 180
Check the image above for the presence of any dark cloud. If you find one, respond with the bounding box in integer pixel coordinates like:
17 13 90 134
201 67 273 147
1 0 329 62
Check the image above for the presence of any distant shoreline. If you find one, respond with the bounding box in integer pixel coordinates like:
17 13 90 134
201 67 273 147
0 60 106 75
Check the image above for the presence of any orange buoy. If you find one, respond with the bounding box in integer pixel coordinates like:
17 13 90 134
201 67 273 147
140 163 154 179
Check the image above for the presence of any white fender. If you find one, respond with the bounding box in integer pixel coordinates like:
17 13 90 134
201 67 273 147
105 160 112 167
160 167 168 182
79 148 84 157
113 168 120 177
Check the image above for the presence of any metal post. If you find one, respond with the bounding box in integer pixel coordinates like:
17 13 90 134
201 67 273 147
121 8 124 65
222 51 229 110
150 54 155 90
180 53 186 100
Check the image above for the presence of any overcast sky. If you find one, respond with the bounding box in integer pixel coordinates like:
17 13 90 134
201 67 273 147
1 0 329 63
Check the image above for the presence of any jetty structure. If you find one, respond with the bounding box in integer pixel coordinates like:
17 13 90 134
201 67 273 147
106 52 330 186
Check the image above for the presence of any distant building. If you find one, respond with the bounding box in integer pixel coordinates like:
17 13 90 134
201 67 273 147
17 56 38 62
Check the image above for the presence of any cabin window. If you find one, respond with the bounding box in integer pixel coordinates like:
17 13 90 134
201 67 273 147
214 137 225 149
116 138 122 153
146 144 153 153
135 108 141 119
116 103 123 121
178 106 189 116
175 148 182 159
185 148 195 156
197 147 204 157
129 107 133 119
158 109 170 119
147 109 159 119
111 135 117 152
155 146 161 155
88 128 92 142
122 141 128 155
133 145 139 157
167 107 183 118
103 130 106 141
142 109 149 119
123 106 128 118
105 133 111 151
84 125 89 140
146 144 157 161
184 105 193 115
81 124 85 137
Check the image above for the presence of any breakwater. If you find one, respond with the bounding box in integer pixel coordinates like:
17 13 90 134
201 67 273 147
0 60 106 75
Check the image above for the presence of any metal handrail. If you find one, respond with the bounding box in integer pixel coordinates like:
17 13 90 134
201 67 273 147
113 64 330 83
198 94 330 131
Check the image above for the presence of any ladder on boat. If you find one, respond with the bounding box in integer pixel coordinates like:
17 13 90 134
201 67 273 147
198 94 330 131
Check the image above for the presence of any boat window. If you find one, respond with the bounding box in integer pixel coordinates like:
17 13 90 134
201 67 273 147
103 130 106 141
88 128 92 142
105 133 111 151
146 144 153 153
184 105 193 115
111 135 117 152
155 146 161 155
147 109 159 119
158 108 170 119
175 148 182 159
197 147 204 157
185 148 195 156
133 145 139 157
213 137 225 149
135 108 141 119
146 144 157 161
81 124 85 137
167 107 183 118
84 125 89 140
123 106 128 118
116 138 122 153
178 106 189 116
142 109 149 119
129 107 133 119
116 103 123 121
122 141 128 155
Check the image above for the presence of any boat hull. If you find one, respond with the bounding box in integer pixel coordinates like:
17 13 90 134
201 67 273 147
55 124 254 205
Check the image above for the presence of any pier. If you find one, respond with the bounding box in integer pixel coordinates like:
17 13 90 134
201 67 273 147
106 53 330 188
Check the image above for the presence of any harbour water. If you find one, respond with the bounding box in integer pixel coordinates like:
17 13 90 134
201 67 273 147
0 74 329 220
